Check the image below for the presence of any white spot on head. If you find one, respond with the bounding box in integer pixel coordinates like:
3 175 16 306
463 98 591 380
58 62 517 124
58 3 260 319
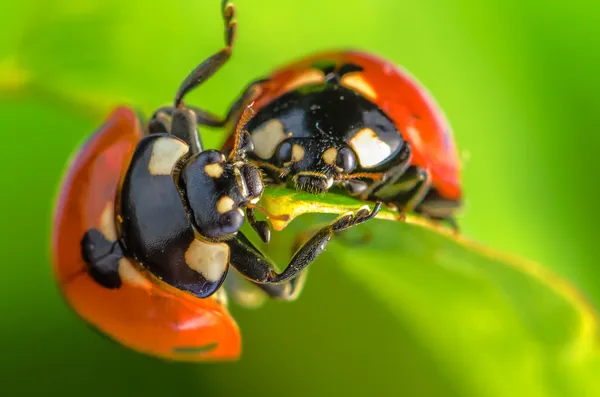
118 258 152 289
291 144 305 162
216 196 236 214
204 163 224 178
185 239 229 283
321 147 338 165
340 73 377 100
148 137 189 175
251 119 287 159
348 128 392 168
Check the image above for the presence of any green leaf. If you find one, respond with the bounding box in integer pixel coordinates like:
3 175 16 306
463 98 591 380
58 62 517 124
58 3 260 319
258 186 403 231
259 186 600 396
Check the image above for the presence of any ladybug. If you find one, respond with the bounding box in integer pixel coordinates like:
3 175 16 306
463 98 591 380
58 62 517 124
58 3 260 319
52 0 379 362
204 53 462 225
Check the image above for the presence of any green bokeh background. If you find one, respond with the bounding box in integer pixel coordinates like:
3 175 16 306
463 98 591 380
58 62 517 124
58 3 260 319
1 0 599 396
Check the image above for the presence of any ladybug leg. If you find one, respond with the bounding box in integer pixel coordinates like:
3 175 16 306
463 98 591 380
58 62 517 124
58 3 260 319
154 78 269 128
173 0 236 107
169 0 268 125
291 223 373 249
416 191 462 231
226 268 309 303
80 228 125 289
226 203 381 291
251 270 309 301
445 217 460 233
147 110 171 135
358 142 412 199
245 207 271 244
170 108 203 154
147 108 203 154
371 166 432 213
402 167 432 213
224 271 268 307
184 78 268 127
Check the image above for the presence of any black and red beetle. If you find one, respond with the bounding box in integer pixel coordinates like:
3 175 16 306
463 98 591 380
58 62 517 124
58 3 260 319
52 0 380 361
179 12 463 225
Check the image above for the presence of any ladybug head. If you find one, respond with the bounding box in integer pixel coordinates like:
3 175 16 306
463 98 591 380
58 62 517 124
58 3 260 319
180 150 264 241
271 138 357 194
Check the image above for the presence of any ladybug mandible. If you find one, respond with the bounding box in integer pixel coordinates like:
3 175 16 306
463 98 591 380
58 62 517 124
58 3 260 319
52 0 379 362
213 52 462 225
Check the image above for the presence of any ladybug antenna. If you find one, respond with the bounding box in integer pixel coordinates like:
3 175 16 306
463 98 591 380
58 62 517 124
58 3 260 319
228 103 255 160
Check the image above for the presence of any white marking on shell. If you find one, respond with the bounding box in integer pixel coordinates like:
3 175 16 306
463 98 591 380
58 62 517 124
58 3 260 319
340 73 377 100
185 239 230 283
148 137 189 175
204 163 224 178
216 196 236 214
118 258 152 289
348 128 392 168
283 69 325 92
251 119 287 159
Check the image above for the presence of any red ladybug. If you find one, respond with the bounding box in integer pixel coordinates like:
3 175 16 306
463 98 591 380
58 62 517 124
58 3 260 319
52 107 242 360
51 0 380 362
218 52 462 225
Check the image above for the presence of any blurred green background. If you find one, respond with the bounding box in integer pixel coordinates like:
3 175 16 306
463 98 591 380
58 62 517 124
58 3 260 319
2 0 599 396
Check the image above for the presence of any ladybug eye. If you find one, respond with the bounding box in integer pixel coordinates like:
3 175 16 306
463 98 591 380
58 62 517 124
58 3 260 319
275 141 293 165
240 164 264 201
336 147 357 173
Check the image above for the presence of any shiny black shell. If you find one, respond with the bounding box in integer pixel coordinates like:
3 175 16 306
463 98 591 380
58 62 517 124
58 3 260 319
118 134 227 298
246 83 405 173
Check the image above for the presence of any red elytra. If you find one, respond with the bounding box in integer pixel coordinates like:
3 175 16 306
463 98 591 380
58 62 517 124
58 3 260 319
51 107 241 361
248 50 461 201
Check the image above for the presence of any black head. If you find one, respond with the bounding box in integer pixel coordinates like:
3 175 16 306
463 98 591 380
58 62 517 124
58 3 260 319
272 137 357 194
180 149 263 241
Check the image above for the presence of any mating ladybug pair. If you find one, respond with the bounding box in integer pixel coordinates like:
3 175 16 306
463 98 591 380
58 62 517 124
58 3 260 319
52 0 462 361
